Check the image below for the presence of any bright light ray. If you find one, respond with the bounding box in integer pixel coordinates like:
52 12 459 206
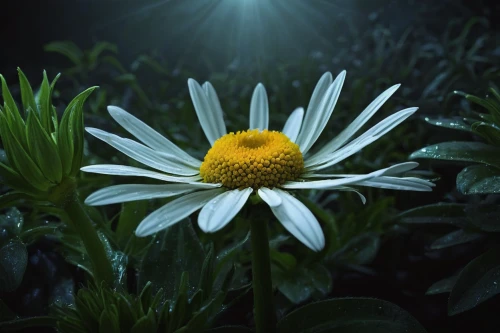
91 0 364 70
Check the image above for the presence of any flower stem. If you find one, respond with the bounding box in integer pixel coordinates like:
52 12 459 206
250 219 276 333
49 178 114 286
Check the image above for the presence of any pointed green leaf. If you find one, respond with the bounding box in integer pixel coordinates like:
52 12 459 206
88 41 118 70
0 192 30 210
0 77 28 150
198 244 215 299
44 41 83 66
398 203 468 226
26 109 62 183
410 141 500 169
204 327 253 333
0 113 50 191
430 229 484 250
17 68 38 116
449 248 500 315
99 306 120 333
426 274 458 295
424 117 472 132
0 162 40 195
277 298 427 333
131 308 157 333
36 71 52 131
457 164 500 194
471 122 500 146
58 86 97 176
169 272 190 331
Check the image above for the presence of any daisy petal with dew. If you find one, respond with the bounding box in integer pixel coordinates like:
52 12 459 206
82 71 433 252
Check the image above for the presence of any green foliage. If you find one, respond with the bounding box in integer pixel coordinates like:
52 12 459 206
0 69 96 197
276 298 427 333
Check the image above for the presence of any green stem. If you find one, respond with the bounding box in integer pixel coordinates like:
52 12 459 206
250 218 276 333
50 178 114 286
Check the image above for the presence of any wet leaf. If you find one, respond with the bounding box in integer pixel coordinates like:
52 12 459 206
0 240 28 292
424 117 472 132
456 164 500 194
277 298 427 333
138 219 204 300
410 141 500 169
449 248 500 315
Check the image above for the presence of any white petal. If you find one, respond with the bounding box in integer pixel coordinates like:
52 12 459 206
258 187 282 207
262 189 325 252
334 186 367 204
355 176 434 191
302 162 421 178
284 162 420 189
282 107 304 143
86 128 198 176
202 81 227 134
84 183 209 206
306 107 418 170
135 188 225 237
198 188 253 233
107 106 201 168
188 79 226 145
310 84 401 159
80 164 203 183
296 71 346 155
249 83 269 130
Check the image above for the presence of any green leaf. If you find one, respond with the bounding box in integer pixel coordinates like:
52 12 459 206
0 114 50 191
198 244 215 300
472 122 500 146
277 298 427 333
184 291 226 332
410 141 500 169
274 263 332 304
88 41 118 70
0 76 28 149
117 200 149 251
449 248 500 315
44 41 83 66
465 204 500 232
36 70 53 131
138 219 205 300
426 274 458 295
0 162 40 196
457 164 500 194
26 109 63 183
131 308 157 333
430 229 484 250
399 203 468 227
0 191 31 210
328 233 380 265
17 68 38 115
424 117 472 132
0 240 28 292
99 306 120 333
169 272 190 331
58 86 97 176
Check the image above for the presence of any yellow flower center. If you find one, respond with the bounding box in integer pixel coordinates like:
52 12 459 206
200 129 304 189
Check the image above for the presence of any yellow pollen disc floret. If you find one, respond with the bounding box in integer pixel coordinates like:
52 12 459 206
200 129 304 189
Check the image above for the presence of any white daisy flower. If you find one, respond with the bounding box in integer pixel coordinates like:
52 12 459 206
82 71 434 252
